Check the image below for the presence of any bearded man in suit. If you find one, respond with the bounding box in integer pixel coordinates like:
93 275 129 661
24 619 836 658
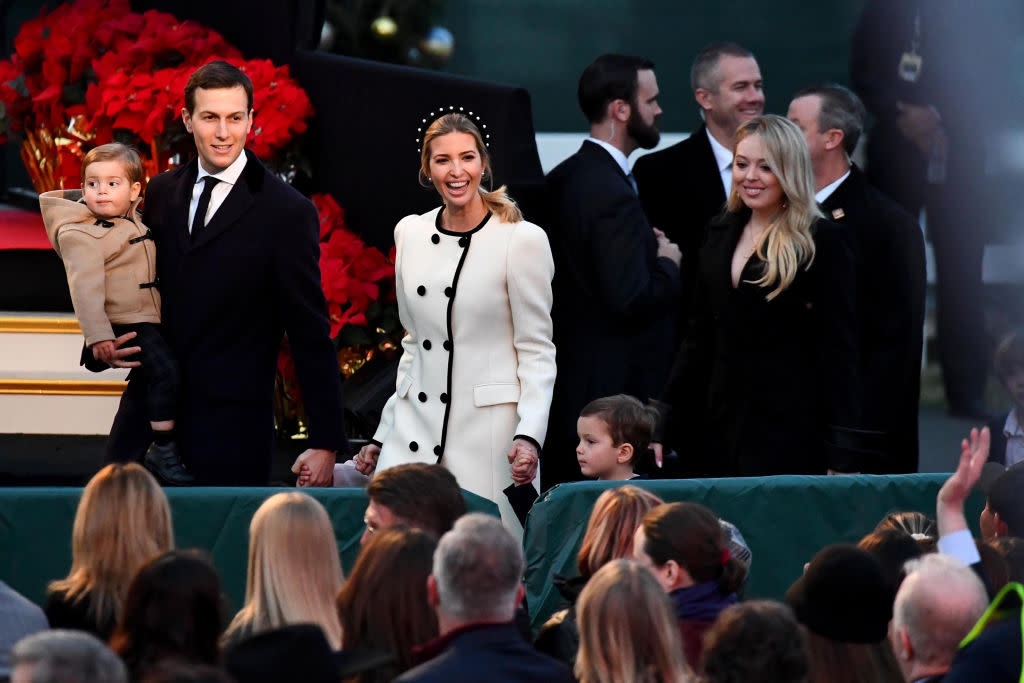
543 54 682 489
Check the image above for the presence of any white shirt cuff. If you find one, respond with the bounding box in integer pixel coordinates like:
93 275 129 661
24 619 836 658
938 529 981 566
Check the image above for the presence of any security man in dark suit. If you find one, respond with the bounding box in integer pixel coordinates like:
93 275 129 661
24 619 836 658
852 0 1021 418
105 61 348 485
788 83 926 473
543 54 682 489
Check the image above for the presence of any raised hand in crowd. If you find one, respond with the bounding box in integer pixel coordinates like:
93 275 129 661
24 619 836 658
936 426 990 537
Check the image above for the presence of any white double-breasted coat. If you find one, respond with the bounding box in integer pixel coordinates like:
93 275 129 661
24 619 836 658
373 207 556 526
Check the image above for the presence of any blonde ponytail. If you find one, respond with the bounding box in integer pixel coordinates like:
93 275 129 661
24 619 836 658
479 185 523 223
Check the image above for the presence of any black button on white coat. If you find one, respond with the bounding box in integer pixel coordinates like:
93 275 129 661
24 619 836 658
409 441 419 451
431 234 440 244
433 445 442 456
423 340 432 350
417 285 426 296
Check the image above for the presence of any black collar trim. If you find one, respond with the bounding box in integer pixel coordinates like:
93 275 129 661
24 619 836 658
435 207 492 236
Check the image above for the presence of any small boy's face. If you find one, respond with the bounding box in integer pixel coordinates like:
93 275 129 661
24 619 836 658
576 415 629 478
82 160 141 219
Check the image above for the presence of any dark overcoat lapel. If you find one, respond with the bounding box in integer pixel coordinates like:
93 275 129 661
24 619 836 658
171 162 198 254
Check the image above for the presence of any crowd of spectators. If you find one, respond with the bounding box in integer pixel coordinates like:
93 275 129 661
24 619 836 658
2 428 1023 682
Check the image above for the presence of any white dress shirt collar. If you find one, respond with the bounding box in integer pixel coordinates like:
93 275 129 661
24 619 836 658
706 128 734 196
188 151 249 233
586 137 631 177
196 149 248 186
816 170 852 204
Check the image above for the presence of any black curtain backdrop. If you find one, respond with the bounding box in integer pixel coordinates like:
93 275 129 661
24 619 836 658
130 0 325 63
0 251 71 311
289 50 546 251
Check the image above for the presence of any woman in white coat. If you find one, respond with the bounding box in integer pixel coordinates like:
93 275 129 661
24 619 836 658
354 111 556 528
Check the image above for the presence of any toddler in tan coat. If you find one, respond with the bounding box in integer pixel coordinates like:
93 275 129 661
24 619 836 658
40 143 193 485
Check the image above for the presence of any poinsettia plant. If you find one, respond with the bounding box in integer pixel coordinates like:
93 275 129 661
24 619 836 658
0 0 313 189
275 193 401 414
315 193 400 345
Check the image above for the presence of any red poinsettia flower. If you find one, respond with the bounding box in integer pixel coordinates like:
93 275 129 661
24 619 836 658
1 0 315 190
231 59 314 160
312 193 396 338
13 14 47 64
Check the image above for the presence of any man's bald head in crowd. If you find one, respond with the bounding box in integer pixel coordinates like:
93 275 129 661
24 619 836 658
890 553 988 682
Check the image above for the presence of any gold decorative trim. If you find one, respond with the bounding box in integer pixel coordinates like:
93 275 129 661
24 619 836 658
0 317 81 334
0 379 125 396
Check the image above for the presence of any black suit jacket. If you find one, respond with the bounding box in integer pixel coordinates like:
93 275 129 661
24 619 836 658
108 150 347 483
943 608 1022 683
661 211 864 476
821 165 926 473
632 124 727 322
542 140 681 488
395 623 573 683
632 124 726 254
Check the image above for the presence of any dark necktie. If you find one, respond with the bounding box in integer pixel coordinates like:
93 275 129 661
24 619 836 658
191 176 221 239
626 172 638 196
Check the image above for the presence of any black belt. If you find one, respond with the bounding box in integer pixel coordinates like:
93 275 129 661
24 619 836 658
139 278 160 289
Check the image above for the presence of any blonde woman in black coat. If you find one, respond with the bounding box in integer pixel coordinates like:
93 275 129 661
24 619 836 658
660 115 868 476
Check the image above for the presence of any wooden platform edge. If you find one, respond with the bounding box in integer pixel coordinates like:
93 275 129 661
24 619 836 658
0 379 124 395
0 316 80 334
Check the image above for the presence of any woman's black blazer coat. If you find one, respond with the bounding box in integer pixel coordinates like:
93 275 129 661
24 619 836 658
662 210 867 476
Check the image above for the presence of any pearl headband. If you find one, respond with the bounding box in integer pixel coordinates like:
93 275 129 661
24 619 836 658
416 105 490 154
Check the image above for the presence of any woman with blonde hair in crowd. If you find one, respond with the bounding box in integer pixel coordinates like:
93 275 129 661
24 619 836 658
45 463 173 639
535 485 664 665
336 526 438 682
658 114 866 477
222 492 344 648
349 110 556 531
576 559 691 683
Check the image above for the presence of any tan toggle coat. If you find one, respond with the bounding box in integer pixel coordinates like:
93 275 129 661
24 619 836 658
40 190 160 347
